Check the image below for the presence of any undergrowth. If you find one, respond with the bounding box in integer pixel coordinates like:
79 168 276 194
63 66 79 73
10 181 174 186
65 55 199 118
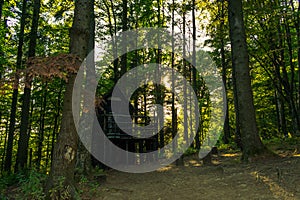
0 170 46 200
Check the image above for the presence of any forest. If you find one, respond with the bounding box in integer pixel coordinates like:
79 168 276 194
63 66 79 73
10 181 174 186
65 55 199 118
0 0 300 199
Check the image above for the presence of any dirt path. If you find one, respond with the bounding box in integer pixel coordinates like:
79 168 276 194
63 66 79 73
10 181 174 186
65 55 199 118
81 152 300 200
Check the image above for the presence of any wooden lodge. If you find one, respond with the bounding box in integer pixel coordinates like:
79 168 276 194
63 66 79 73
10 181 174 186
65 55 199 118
94 88 158 166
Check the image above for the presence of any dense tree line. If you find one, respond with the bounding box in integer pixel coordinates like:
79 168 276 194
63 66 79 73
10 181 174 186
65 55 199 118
0 0 299 198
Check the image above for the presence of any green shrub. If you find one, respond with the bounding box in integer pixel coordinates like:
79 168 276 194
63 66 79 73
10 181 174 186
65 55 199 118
0 172 20 199
18 170 46 200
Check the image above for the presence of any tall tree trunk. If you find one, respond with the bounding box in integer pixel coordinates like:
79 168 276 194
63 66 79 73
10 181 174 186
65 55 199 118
296 1 300 125
36 82 48 170
232 59 242 149
156 0 164 151
220 1 230 144
291 0 300 136
104 0 119 82
171 0 177 154
272 12 290 138
283 1 300 134
76 0 95 175
46 0 92 198
27 99 34 168
50 83 63 164
15 0 41 171
120 0 128 76
4 0 27 173
45 133 51 171
110 0 118 80
192 0 200 149
228 0 268 162
275 88 288 137
183 11 188 145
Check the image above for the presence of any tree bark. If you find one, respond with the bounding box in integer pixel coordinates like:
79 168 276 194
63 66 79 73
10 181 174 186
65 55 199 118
283 1 300 134
4 0 27 173
103 0 119 82
36 82 48 170
15 0 41 171
76 0 95 175
153 0 164 152
171 0 178 155
46 0 92 198
296 1 300 127
182 10 188 146
120 0 128 76
220 1 230 144
192 0 200 149
228 0 267 162
50 83 63 164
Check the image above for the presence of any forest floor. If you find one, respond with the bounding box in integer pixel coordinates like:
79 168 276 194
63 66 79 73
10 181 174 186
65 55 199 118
79 139 300 200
